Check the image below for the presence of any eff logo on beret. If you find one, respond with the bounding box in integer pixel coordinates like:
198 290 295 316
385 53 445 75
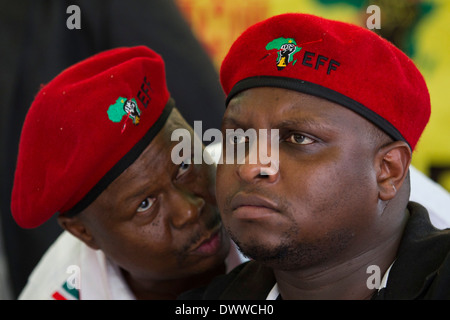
264 36 339 74
107 97 141 133
106 76 153 133
266 37 301 70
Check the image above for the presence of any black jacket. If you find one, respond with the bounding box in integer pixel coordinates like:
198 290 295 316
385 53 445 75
179 202 450 300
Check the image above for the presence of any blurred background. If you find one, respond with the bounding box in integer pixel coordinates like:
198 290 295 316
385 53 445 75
0 0 449 299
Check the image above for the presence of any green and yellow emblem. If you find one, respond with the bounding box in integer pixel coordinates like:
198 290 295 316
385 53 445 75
107 97 141 132
265 37 302 70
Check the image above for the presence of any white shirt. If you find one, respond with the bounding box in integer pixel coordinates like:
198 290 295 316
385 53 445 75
266 262 394 300
409 165 450 229
19 231 245 300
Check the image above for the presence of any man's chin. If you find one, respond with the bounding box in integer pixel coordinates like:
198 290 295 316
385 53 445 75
232 238 297 269
232 237 329 271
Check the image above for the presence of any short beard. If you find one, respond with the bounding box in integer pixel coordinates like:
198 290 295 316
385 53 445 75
227 226 353 271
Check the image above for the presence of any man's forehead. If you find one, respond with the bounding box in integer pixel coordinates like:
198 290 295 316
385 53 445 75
109 109 189 185
164 108 192 132
224 87 348 124
139 111 192 162
101 122 182 203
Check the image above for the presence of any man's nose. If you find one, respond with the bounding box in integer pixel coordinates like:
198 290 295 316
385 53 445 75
236 150 279 184
169 190 205 229
237 161 279 184
236 132 279 184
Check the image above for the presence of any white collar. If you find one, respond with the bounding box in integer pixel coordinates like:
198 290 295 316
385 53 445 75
379 261 394 291
266 261 395 300
266 283 280 300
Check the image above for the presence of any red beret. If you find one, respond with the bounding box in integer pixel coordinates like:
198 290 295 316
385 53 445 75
12 46 173 228
220 13 430 150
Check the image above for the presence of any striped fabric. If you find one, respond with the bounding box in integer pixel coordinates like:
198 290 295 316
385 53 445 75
52 281 80 300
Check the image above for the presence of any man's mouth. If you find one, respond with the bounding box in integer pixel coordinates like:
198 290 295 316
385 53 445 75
190 225 223 256
230 192 280 220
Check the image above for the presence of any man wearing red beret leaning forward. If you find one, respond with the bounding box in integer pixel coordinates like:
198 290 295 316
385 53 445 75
11 46 243 299
179 13 450 300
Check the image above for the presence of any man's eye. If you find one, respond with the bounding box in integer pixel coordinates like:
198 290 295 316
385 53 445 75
137 197 155 213
287 133 315 145
176 159 191 179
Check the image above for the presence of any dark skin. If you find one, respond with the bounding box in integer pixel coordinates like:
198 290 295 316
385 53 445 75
217 87 412 299
58 108 231 299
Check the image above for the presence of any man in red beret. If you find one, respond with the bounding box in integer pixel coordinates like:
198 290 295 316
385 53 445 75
180 13 450 300
12 46 243 299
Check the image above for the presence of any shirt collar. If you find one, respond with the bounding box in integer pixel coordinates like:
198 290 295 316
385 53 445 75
266 261 395 300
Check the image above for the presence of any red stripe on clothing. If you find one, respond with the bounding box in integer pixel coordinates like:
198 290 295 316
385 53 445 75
52 291 67 300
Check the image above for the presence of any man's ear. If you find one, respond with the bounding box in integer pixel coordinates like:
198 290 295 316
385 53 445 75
375 141 412 201
57 214 100 250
